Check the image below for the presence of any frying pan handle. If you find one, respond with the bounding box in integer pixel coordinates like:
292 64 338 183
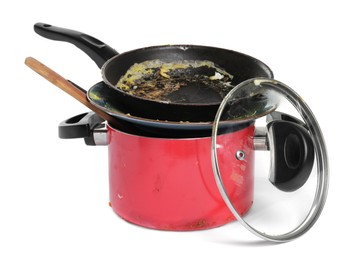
59 112 108 146
34 23 119 68
265 112 315 192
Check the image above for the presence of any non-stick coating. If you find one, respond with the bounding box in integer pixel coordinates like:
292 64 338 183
104 45 272 87
101 45 273 121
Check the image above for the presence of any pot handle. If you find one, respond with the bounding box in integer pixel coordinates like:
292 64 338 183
34 23 118 68
59 112 107 146
266 112 315 192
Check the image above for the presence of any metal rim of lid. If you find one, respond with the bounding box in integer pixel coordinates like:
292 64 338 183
211 78 329 242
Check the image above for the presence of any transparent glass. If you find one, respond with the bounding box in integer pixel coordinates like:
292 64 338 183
211 78 329 242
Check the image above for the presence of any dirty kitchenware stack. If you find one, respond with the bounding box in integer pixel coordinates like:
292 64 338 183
26 23 329 242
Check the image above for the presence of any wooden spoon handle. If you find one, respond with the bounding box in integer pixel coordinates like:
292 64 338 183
24 57 116 123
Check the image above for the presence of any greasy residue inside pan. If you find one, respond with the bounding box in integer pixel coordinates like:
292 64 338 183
116 60 234 104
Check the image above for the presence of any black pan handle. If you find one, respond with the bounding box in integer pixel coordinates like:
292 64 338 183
267 112 315 192
34 23 118 68
59 112 106 146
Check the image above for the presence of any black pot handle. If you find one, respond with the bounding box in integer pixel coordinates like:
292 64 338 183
59 112 106 146
34 23 118 68
267 112 315 192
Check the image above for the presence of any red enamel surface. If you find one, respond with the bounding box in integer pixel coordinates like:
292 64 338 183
108 125 254 230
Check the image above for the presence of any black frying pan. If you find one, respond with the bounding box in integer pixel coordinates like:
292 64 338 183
34 23 274 122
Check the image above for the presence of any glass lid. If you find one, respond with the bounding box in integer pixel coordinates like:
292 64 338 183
211 78 329 242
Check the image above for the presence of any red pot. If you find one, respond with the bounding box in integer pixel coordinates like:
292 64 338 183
59 112 254 230
107 124 254 230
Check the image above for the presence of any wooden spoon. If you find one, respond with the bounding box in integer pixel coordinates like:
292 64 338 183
24 57 117 123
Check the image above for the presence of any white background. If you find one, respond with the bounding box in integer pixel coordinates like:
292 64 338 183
1 0 350 259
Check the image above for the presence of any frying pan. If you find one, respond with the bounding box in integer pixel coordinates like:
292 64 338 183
34 23 274 122
88 81 256 137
